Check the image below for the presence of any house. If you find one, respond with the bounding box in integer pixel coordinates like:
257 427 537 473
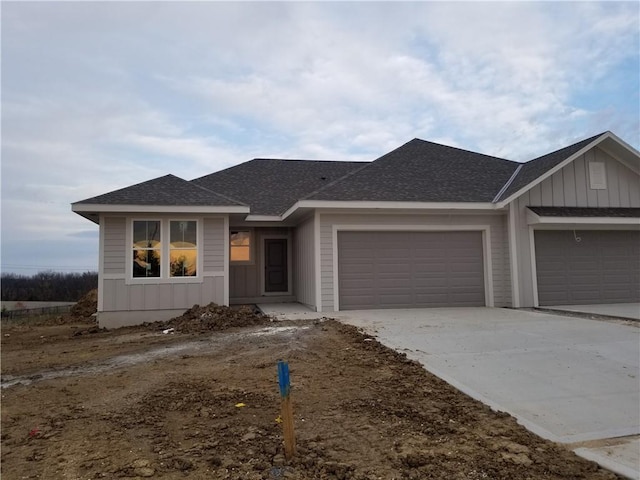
72 131 640 328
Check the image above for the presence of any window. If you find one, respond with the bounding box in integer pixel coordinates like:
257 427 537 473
170 221 197 277
131 219 199 280
133 220 161 277
230 230 251 262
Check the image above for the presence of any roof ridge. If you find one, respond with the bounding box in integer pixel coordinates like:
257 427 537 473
411 138 516 164
301 139 424 200
492 164 522 203
251 158 365 164
525 131 607 163
187 178 248 206
299 162 371 201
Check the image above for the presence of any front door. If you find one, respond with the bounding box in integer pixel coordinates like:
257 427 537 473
264 238 288 293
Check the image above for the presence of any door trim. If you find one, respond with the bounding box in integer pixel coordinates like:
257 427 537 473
260 233 292 296
332 224 494 311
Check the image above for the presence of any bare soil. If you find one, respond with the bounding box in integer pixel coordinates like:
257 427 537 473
1 311 621 479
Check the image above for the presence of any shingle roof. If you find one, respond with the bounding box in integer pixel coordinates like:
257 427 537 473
74 132 626 217
74 174 245 207
307 139 519 202
528 207 640 218
497 132 607 201
191 159 366 215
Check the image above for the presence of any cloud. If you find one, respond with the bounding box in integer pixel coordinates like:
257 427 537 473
1 1 638 272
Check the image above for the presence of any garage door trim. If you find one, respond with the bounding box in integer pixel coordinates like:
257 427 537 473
332 224 494 311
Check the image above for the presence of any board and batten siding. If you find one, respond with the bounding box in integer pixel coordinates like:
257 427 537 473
293 215 316 309
319 212 511 311
511 146 640 307
526 147 640 208
99 215 226 327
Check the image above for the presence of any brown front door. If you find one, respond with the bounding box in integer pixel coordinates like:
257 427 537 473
265 238 288 292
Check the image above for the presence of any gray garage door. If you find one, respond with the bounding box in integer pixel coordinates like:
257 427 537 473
535 230 640 306
338 231 485 310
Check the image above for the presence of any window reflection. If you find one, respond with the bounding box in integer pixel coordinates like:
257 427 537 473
170 221 197 276
133 221 161 277
230 230 251 262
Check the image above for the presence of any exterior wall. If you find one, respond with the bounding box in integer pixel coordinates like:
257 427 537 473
229 227 292 302
103 217 126 274
98 214 227 327
293 215 316 309
527 147 640 208
318 212 511 311
511 146 640 307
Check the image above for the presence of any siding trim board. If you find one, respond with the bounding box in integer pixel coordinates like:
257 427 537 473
527 211 640 225
508 203 521 308
331 224 495 311
314 211 322 312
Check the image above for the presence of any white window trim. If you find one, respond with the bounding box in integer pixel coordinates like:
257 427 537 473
126 217 203 285
229 227 255 265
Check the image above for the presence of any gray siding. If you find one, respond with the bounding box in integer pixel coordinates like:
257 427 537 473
102 276 224 313
319 212 511 311
103 217 126 274
230 264 260 298
529 147 640 208
99 215 228 327
511 146 640 307
203 218 225 272
293 215 316 308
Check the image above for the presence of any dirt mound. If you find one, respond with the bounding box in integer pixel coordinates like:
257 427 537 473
70 289 97 318
149 303 271 333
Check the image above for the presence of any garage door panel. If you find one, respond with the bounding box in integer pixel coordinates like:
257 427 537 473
338 231 485 310
535 230 640 306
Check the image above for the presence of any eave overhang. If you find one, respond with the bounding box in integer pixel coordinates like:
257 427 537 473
72 203 251 224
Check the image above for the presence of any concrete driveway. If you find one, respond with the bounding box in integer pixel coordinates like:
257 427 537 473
327 307 640 479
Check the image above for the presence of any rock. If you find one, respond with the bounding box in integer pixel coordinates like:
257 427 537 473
134 467 155 477
132 459 150 468
241 432 257 441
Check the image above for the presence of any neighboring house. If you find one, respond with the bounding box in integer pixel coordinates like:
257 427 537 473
73 131 640 328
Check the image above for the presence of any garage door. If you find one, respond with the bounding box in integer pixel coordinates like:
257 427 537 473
338 231 485 310
535 230 640 306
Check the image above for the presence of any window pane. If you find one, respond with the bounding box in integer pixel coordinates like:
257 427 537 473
230 231 251 262
170 221 197 247
230 231 250 246
230 246 250 262
133 249 161 277
133 221 161 247
170 249 197 277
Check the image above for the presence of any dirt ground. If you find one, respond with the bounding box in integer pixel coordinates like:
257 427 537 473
1 311 622 479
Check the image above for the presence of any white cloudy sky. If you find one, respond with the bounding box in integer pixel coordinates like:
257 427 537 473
1 1 639 274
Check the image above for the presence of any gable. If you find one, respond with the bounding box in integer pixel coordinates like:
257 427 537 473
497 133 606 203
513 146 640 208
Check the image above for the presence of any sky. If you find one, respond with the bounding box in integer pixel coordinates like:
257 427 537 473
1 1 639 275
